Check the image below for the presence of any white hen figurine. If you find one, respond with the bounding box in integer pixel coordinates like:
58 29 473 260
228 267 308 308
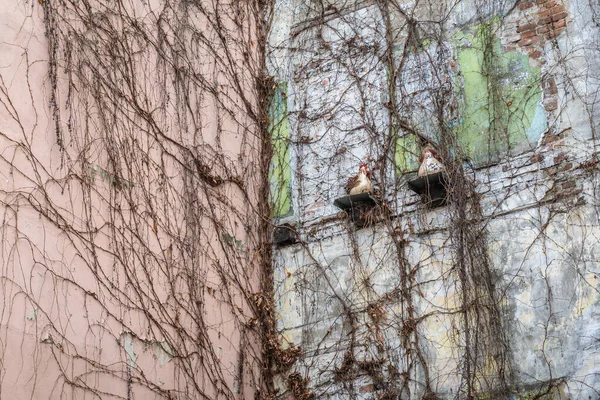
418 147 444 177
345 163 373 195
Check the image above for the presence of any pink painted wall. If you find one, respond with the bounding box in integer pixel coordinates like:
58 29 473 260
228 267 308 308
0 2 266 399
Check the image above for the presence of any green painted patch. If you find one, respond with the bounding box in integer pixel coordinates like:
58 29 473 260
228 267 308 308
395 132 420 174
454 19 546 162
269 82 292 217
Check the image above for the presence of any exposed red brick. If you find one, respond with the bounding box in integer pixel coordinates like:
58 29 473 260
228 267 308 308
562 180 576 189
529 153 544 163
537 25 549 34
528 50 542 58
550 4 565 13
554 152 567 164
552 11 568 22
519 36 541 46
521 30 537 38
520 2 534 9
360 384 375 393
543 78 557 90
552 19 566 28
544 99 558 111
547 163 572 176
537 0 547 5
542 135 557 145
545 82 558 95
560 162 574 171
517 23 536 32
540 9 552 18
549 27 565 38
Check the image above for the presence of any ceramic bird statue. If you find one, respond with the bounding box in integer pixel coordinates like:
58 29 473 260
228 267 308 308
345 163 373 195
418 147 444 177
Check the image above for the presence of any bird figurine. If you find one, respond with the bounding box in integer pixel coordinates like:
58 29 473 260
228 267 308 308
345 163 373 195
418 147 444 177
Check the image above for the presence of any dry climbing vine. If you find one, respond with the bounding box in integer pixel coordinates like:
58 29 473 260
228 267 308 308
1 0 280 398
267 0 600 398
1 0 600 399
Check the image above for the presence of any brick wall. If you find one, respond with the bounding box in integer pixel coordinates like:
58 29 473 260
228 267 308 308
503 0 570 111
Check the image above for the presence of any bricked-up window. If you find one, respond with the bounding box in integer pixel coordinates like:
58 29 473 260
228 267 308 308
455 18 547 163
394 18 550 173
269 82 293 217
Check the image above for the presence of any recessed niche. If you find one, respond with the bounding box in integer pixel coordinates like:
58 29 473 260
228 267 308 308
273 223 299 246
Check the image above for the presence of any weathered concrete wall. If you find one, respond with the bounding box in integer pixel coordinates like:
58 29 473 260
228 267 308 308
269 0 600 398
